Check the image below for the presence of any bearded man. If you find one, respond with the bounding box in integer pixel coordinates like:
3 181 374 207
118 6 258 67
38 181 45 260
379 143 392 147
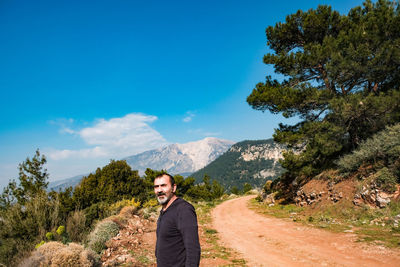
153 173 201 267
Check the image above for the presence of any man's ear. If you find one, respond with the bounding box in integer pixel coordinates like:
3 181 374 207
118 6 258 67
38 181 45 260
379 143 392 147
173 184 177 193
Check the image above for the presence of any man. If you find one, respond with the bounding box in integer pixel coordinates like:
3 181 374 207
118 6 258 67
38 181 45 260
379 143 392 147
154 173 201 267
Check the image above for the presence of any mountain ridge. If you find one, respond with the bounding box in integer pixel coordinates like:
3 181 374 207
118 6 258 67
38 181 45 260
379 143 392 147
48 137 235 190
124 137 235 175
191 139 285 189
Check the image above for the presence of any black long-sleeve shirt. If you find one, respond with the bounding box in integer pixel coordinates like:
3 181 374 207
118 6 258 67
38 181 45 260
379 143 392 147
156 198 201 267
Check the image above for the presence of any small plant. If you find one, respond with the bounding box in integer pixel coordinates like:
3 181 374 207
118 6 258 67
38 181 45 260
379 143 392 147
55 225 70 244
337 123 400 182
35 241 45 249
263 180 273 194
375 168 397 193
204 228 218 235
87 219 120 254
56 225 65 236
143 198 158 208
46 232 54 241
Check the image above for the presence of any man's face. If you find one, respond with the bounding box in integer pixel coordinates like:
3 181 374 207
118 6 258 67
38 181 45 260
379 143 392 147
154 175 176 205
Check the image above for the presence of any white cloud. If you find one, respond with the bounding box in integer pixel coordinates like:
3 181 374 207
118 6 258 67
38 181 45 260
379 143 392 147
183 111 195 123
48 113 167 160
60 127 76 134
49 118 77 135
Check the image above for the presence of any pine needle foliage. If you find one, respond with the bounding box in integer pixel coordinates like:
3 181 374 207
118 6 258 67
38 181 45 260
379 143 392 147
247 0 400 190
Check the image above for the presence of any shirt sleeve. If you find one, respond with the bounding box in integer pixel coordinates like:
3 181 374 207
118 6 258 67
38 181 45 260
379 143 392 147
177 203 201 267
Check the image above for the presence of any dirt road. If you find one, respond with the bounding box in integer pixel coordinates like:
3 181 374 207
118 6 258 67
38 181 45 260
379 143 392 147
212 195 400 267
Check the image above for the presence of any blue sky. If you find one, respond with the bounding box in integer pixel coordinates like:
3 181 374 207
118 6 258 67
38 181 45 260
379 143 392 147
0 0 363 187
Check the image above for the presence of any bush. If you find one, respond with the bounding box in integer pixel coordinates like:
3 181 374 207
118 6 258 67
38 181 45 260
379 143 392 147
83 201 110 228
185 175 225 201
242 183 252 194
118 206 137 218
0 193 61 266
72 160 146 210
143 198 158 208
45 232 54 241
35 241 45 249
87 220 120 254
375 168 398 193
263 180 273 194
19 241 100 267
66 210 87 242
337 123 400 174
56 225 65 236
108 197 140 215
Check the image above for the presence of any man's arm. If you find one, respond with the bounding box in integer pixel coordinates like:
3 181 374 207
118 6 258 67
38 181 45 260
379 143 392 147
178 203 201 267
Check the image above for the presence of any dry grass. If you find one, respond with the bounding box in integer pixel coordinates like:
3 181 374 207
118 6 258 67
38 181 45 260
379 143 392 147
66 210 86 242
18 241 100 267
119 205 138 218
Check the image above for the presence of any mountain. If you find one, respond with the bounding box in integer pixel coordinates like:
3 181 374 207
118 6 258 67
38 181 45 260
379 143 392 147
124 137 235 175
48 174 86 192
48 137 235 190
190 139 285 189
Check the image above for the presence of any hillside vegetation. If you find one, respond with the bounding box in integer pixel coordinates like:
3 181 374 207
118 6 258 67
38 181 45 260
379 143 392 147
191 139 284 190
0 151 230 266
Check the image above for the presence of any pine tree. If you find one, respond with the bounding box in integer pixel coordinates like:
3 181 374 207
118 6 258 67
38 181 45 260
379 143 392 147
247 0 400 189
0 149 49 208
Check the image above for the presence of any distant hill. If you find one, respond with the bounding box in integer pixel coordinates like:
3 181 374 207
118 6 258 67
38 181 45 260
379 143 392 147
190 139 285 190
48 174 86 192
47 137 234 191
124 137 235 175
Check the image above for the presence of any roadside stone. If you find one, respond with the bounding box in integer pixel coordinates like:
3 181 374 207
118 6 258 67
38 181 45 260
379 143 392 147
376 193 390 208
263 192 276 204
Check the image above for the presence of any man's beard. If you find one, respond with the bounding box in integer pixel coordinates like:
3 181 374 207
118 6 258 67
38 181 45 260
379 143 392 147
157 193 171 205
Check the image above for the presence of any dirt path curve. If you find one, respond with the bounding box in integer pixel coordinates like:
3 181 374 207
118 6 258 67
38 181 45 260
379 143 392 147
212 195 400 267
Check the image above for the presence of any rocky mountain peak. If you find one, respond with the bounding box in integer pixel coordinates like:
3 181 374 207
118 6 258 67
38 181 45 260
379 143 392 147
124 137 235 175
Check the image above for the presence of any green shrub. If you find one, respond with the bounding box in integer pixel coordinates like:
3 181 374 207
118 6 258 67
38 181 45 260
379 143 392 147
84 201 110 228
87 220 120 254
143 198 158 208
35 241 45 249
46 232 54 241
337 123 400 174
230 186 240 195
185 175 225 201
242 183 252 194
56 225 65 236
263 180 273 194
375 168 398 193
